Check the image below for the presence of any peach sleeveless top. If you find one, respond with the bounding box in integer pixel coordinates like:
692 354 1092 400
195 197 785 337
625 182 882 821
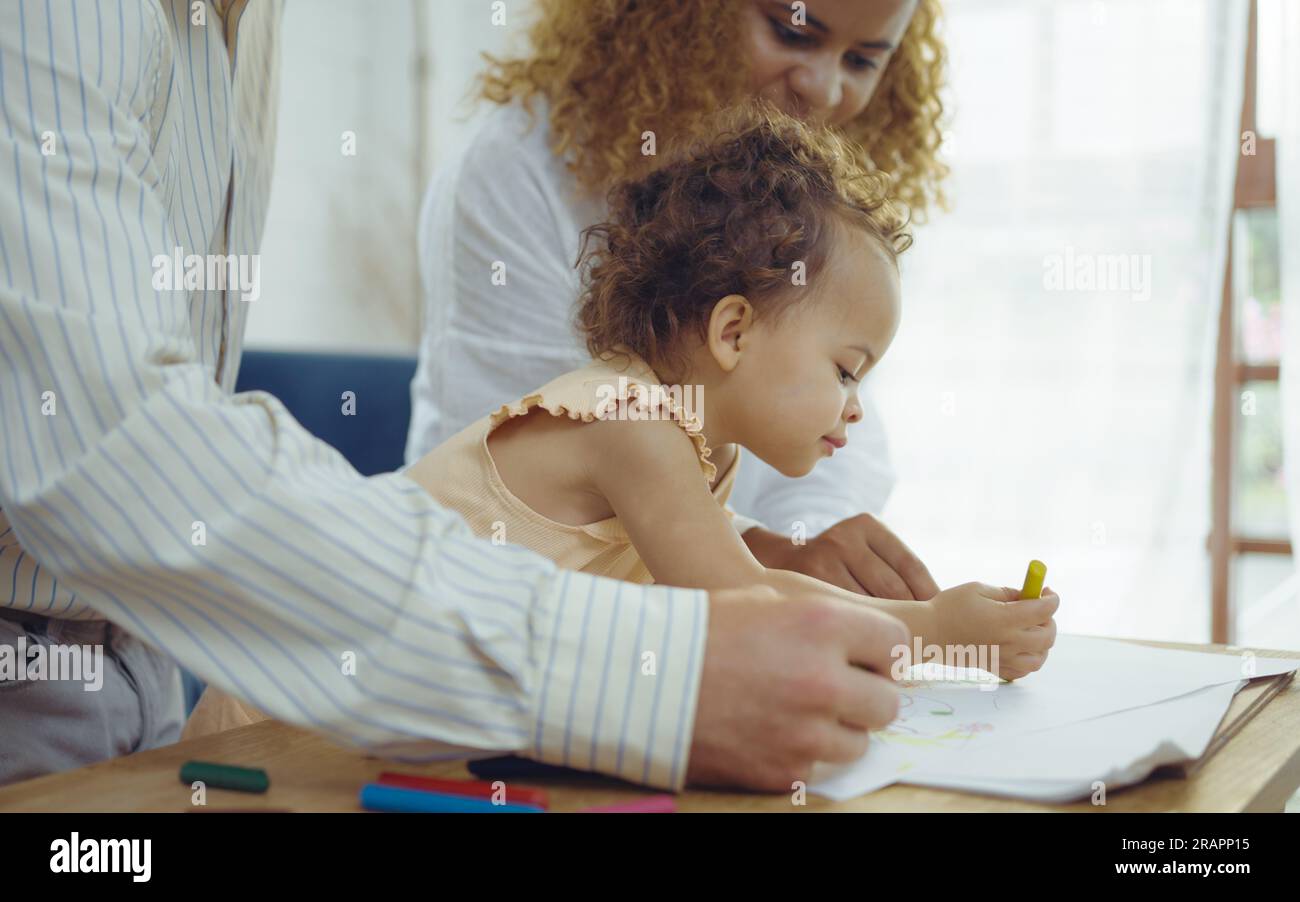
409 351 739 585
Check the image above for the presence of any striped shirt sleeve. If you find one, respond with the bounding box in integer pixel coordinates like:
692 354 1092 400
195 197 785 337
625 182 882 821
0 0 707 790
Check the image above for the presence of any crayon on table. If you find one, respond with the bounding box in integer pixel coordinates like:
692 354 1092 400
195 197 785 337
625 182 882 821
377 771 549 809
467 755 604 782
359 783 545 813
179 761 270 793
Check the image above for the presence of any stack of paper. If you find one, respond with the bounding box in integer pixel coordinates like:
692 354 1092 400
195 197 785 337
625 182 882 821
810 635 1299 802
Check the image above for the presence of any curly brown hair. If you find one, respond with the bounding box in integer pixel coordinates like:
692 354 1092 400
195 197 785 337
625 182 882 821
476 0 948 216
575 100 912 377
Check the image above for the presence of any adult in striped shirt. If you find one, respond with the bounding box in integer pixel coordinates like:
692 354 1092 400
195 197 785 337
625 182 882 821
0 0 906 792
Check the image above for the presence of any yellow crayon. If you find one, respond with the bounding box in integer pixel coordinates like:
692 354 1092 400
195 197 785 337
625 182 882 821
1020 559 1047 600
1001 560 1049 683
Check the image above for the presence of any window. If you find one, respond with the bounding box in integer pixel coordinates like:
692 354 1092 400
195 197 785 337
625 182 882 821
1210 0 1296 644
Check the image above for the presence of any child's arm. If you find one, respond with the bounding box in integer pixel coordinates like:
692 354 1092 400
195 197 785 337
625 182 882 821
584 417 1057 679
582 417 824 586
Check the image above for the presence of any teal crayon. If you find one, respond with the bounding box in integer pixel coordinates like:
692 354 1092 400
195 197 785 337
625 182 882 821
179 760 270 793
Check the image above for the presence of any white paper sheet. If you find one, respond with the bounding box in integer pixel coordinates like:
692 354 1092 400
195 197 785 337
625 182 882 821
898 681 1242 803
810 635 1298 802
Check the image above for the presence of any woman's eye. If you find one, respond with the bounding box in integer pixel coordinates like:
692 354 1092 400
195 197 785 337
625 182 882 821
768 18 880 72
769 17 815 47
845 52 879 72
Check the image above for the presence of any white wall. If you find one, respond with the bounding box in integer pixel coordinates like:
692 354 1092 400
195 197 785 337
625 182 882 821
245 0 529 353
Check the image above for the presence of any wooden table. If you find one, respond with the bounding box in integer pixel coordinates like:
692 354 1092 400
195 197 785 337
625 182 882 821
2 640 1297 813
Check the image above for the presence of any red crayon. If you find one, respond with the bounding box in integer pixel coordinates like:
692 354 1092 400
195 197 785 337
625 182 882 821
376 771 549 810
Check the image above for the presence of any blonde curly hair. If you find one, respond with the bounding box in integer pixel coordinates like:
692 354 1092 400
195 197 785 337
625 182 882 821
476 0 947 216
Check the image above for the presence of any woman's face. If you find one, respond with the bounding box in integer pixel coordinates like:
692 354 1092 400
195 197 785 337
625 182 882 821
741 0 919 127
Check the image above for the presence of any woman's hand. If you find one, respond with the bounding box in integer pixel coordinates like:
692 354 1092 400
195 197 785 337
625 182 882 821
742 513 940 600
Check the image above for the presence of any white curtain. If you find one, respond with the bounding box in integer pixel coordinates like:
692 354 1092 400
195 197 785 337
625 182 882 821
1280 1 1300 592
877 0 1249 641
247 0 521 352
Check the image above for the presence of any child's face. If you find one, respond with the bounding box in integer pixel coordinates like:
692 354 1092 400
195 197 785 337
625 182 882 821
726 227 900 477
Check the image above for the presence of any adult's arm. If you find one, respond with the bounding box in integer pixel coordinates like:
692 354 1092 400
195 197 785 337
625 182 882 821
0 3 704 789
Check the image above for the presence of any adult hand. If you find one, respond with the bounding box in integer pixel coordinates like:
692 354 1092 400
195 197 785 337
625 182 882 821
743 513 939 600
686 585 908 791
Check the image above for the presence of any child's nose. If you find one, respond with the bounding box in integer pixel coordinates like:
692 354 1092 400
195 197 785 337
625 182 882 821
844 395 863 424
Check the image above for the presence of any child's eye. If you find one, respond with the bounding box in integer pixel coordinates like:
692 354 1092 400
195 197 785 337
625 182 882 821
837 366 858 386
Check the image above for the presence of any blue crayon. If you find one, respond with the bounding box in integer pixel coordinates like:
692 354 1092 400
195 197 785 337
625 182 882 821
359 783 544 813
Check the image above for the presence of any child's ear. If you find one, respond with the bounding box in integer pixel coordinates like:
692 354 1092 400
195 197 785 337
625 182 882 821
706 294 754 372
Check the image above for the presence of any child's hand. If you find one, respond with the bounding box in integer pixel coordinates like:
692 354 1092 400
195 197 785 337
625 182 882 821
927 582 1059 680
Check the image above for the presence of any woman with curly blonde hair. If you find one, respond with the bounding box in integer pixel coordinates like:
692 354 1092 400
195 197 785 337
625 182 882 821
407 0 949 601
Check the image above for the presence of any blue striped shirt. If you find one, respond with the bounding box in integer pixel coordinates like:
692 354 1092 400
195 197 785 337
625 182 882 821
0 0 707 789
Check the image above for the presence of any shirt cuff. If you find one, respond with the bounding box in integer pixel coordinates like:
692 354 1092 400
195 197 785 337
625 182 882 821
529 570 708 790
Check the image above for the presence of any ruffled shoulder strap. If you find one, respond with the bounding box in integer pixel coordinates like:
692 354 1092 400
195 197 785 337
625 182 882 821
487 350 717 483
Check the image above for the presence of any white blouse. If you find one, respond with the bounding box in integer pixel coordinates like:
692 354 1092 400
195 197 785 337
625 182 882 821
407 99 897 536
